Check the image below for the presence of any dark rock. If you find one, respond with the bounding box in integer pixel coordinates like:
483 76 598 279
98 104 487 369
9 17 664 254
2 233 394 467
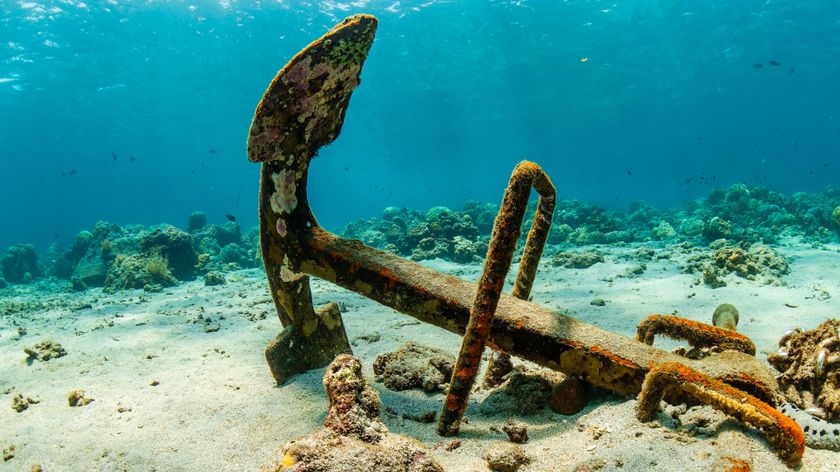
502 420 529 444
553 251 604 269
187 211 207 232
204 271 226 286
550 376 588 415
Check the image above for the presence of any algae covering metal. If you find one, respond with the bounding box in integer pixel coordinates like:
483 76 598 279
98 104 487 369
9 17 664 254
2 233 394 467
247 14 803 466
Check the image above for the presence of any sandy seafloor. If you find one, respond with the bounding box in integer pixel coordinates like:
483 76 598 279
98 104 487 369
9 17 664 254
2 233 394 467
2 239 840 471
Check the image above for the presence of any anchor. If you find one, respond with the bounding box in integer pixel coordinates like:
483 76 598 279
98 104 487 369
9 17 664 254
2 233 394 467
246 14 804 466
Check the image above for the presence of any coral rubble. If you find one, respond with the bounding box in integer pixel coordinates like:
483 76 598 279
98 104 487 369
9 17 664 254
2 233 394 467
268 355 442 472
768 320 840 422
483 442 529 472
372 342 454 393
24 340 67 362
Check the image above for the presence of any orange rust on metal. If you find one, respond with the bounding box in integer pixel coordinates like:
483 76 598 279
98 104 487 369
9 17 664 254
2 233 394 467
437 161 555 437
636 314 756 355
589 345 641 370
637 362 804 467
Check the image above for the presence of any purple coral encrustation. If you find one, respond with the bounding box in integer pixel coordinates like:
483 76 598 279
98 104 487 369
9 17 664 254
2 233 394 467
270 170 298 214
275 217 287 237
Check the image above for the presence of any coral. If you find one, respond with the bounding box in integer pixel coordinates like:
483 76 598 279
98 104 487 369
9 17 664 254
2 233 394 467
140 225 198 280
52 231 92 278
187 211 207 232
678 217 705 237
270 355 443 472
104 254 177 291
145 253 172 279
218 243 252 268
652 221 677 240
204 271 226 286
552 250 603 269
2 444 14 461
372 342 454 393
833 206 840 227
67 389 94 407
11 393 39 412
2 244 41 283
483 442 530 472
712 303 739 331
768 320 840 422
70 275 87 292
703 216 733 241
24 340 67 361
685 243 789 287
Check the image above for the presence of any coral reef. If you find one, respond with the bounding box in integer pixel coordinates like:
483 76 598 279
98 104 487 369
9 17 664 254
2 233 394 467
2 244 41 283
684 242 789 288
24 340 67 362
269 355 442 472
372 342 454 393
768 320 840 422
337 183 840 265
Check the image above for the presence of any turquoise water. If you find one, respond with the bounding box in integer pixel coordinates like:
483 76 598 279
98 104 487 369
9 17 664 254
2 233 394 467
1 0 839 251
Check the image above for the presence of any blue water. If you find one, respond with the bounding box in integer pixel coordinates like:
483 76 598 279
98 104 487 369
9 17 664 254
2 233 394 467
1 0 839 251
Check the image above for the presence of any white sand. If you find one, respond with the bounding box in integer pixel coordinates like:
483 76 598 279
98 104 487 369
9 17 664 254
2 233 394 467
2 240 839 471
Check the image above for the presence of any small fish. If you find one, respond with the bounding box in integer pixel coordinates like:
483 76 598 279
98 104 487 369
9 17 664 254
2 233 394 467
112 151 117 161
225 214 236 222
769 60 781 66
129 156 136 162
209 149 219 154
68 169 77 175
343 166 350 171
788 67 796 75
753 63 763 69
626 170 632 176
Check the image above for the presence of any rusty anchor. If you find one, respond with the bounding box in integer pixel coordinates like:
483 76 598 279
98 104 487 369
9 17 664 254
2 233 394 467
246 14 804 467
